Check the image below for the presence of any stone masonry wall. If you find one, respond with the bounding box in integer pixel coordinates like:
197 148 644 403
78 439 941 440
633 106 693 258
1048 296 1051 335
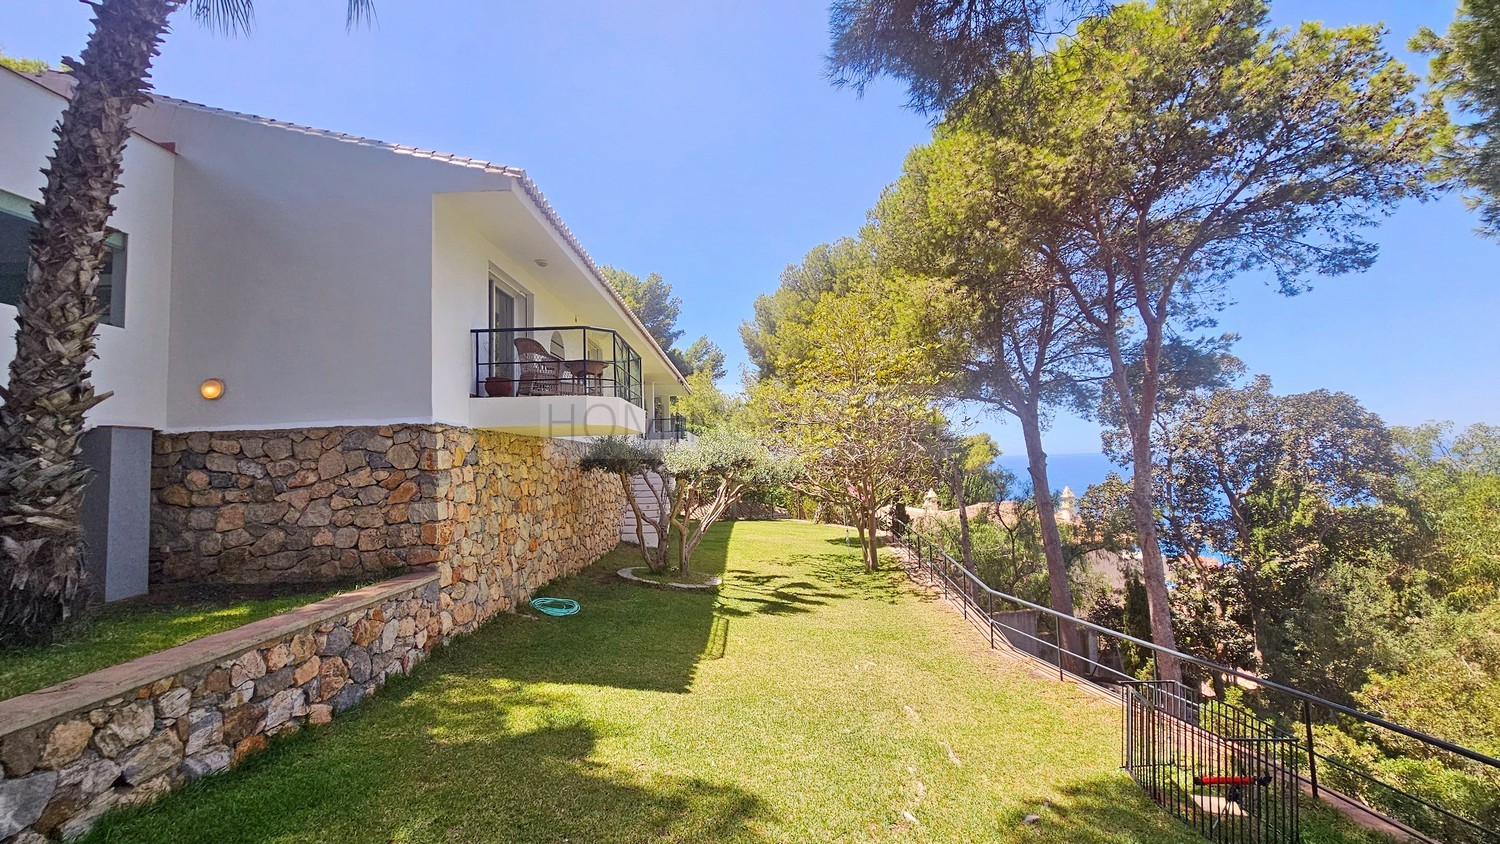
0 426 625 842
0 427 626 843
150 425 622 586
0 572 441 843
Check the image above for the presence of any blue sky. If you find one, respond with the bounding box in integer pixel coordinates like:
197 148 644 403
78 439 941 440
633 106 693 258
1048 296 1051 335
4 0 1495 458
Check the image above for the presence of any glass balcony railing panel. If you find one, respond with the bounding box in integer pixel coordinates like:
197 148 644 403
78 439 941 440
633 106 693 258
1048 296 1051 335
472 326 644 407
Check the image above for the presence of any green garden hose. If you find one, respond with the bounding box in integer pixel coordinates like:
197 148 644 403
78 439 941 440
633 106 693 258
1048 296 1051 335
529 597 580 616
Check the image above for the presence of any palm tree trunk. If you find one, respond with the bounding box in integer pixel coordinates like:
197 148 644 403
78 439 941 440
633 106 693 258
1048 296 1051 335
0 0 175 643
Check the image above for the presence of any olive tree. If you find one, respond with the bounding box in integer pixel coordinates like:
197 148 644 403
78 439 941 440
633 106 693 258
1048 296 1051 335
581 436 671 573
661 429 795 577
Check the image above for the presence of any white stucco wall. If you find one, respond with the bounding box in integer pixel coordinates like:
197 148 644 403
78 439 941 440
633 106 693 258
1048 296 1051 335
127 98 511 433
0 69 175 430
430 197 584 426
3 72 685 436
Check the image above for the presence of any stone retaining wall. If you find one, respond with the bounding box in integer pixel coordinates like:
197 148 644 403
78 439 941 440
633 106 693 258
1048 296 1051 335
0 427 626 842
0 572 440 843
150 425 622 586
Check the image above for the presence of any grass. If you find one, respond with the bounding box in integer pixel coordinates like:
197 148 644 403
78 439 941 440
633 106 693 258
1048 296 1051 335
79 521 1387 843
625 565 721 586
0 581 359 700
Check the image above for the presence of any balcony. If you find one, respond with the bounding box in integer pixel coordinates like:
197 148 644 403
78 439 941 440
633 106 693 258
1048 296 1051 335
645 414 694 443
469 326 648 437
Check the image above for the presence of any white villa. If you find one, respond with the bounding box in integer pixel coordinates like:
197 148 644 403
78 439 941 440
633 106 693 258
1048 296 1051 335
0 67 688 599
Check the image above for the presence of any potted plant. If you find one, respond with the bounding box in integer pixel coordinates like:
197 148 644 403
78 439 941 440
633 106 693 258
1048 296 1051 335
484 376 514 397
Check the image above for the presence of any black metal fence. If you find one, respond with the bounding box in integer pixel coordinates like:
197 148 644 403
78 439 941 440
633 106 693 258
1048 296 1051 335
645 414 689 441
1124 680 1301 843
472 326 643 406
896 528 1500 844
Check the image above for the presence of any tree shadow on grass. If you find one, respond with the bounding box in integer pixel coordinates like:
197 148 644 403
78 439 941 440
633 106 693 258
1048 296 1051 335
82 679 769 844
715 573 833 618
795 554 909 605
485 522 744 694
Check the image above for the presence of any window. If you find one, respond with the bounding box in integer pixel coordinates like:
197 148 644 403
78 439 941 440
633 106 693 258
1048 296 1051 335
549 331 566 359
0 189 126 327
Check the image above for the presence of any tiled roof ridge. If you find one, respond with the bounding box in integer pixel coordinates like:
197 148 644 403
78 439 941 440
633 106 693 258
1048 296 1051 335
152 94 687 387
151 93 525 177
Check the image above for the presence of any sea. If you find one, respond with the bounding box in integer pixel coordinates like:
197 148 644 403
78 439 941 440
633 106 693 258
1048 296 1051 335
995 452 1127 496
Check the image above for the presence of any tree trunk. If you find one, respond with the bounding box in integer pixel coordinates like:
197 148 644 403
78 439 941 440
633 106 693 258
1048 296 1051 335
952 461 973 570
1019 404 1085 675
1127 430 1181 683
620 470 669 573
865 508 879 572
0 0 176 643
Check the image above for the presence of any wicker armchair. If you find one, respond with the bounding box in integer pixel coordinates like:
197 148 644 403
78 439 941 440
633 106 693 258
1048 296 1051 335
513 337 580 396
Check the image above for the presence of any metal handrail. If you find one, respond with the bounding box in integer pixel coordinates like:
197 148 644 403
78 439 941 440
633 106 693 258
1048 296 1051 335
894 527 1500 842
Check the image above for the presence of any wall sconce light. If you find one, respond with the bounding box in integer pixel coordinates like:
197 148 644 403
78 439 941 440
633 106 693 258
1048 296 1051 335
534 258 549 268
199 378 225 400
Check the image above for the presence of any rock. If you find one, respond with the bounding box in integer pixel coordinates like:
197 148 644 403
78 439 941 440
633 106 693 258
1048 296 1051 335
317 450 346 480
331 682 366 712
255 667 295 699
57 757 119 798
182 746 233 779
307 704 334 726
223 679 254 709
230 650 267 686
377 619 398 653
117 731 182 786
320 626 352 655
286 469 320 489
246 501 289 524
293 655 322 686
297 500 333 527
92 701 154 758
388 480 419 504
205 452 238 473
221 704 266 746
386 443 419 470
343 648 373 683
56 789 118 842
184 709 223 756
352 617 384 647
156 687 192 720
233 735 268 764
263 642 292 672
318 658 350 701
196 667 232 695
289 631 317 662
39 721 93 770
263 689 306 731
0 771 58 838
1022 815 1041 826
0 727 44 777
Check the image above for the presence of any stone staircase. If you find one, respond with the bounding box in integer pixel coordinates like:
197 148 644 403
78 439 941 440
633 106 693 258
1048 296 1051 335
620 470 667 548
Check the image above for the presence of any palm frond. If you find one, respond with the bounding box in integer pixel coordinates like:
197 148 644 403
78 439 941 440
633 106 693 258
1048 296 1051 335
186 0 377 36
187 0 255 35
345 0 377 31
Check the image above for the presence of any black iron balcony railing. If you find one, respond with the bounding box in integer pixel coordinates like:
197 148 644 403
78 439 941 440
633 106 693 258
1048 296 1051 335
645 414 688 441
472 326 643 407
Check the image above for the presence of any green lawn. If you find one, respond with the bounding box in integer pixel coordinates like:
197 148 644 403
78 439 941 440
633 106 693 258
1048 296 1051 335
0 583 352 700
80 521 1384 843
